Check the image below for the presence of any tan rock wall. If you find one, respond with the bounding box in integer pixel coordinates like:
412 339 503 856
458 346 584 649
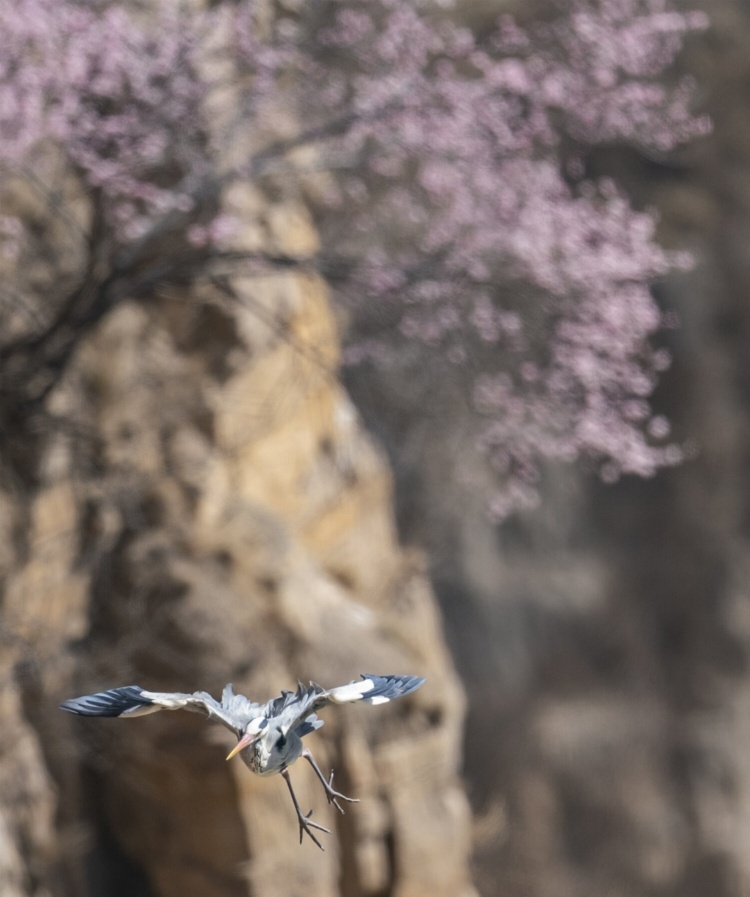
1 200 474 897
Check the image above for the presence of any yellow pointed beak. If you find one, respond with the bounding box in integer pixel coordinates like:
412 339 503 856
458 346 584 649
226 730 259 761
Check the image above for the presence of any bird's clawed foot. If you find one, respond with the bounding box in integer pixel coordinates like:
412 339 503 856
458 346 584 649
282 767 330 850
302 747 360 814
322 768 360 815
297 808 330 850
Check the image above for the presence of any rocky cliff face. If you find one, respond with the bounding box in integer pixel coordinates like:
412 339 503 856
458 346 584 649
0 194 474 897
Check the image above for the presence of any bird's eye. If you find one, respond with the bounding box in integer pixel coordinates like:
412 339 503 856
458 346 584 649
276 733 287 748
259 719 268 729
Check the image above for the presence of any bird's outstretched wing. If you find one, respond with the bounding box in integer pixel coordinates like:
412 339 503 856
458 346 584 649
275 673 425 737
60 684 261 736
61 675 425 738
323 673 425 707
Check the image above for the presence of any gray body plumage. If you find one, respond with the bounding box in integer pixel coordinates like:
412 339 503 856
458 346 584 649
61 673 425 848
233 681 325 776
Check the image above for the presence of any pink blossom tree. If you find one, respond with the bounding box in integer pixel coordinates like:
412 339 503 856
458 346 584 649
0 0 708 513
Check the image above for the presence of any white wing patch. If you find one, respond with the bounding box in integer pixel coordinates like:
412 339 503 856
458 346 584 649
140 690 192 709
327 679 376 704
119 704 162 717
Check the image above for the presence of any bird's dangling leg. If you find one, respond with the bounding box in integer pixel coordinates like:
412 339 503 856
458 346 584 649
281 768 330 850
302 747 360 815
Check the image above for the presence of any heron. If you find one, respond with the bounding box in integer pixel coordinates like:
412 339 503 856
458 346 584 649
60 673 425 848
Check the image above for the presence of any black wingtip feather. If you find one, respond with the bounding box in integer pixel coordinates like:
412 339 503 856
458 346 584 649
359 674 426 701
59 685 151 717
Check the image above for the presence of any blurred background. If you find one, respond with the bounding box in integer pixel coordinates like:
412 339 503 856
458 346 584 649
1 1 749 896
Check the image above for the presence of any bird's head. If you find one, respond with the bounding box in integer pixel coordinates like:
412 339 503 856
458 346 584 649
226 717 268 761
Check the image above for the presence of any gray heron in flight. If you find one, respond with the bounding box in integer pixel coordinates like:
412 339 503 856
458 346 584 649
61 673 425 848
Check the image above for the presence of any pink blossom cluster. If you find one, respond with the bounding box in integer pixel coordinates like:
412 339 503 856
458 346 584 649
0 0 709 517
525 0 710 149
309 0 708 517
0 0 220 239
